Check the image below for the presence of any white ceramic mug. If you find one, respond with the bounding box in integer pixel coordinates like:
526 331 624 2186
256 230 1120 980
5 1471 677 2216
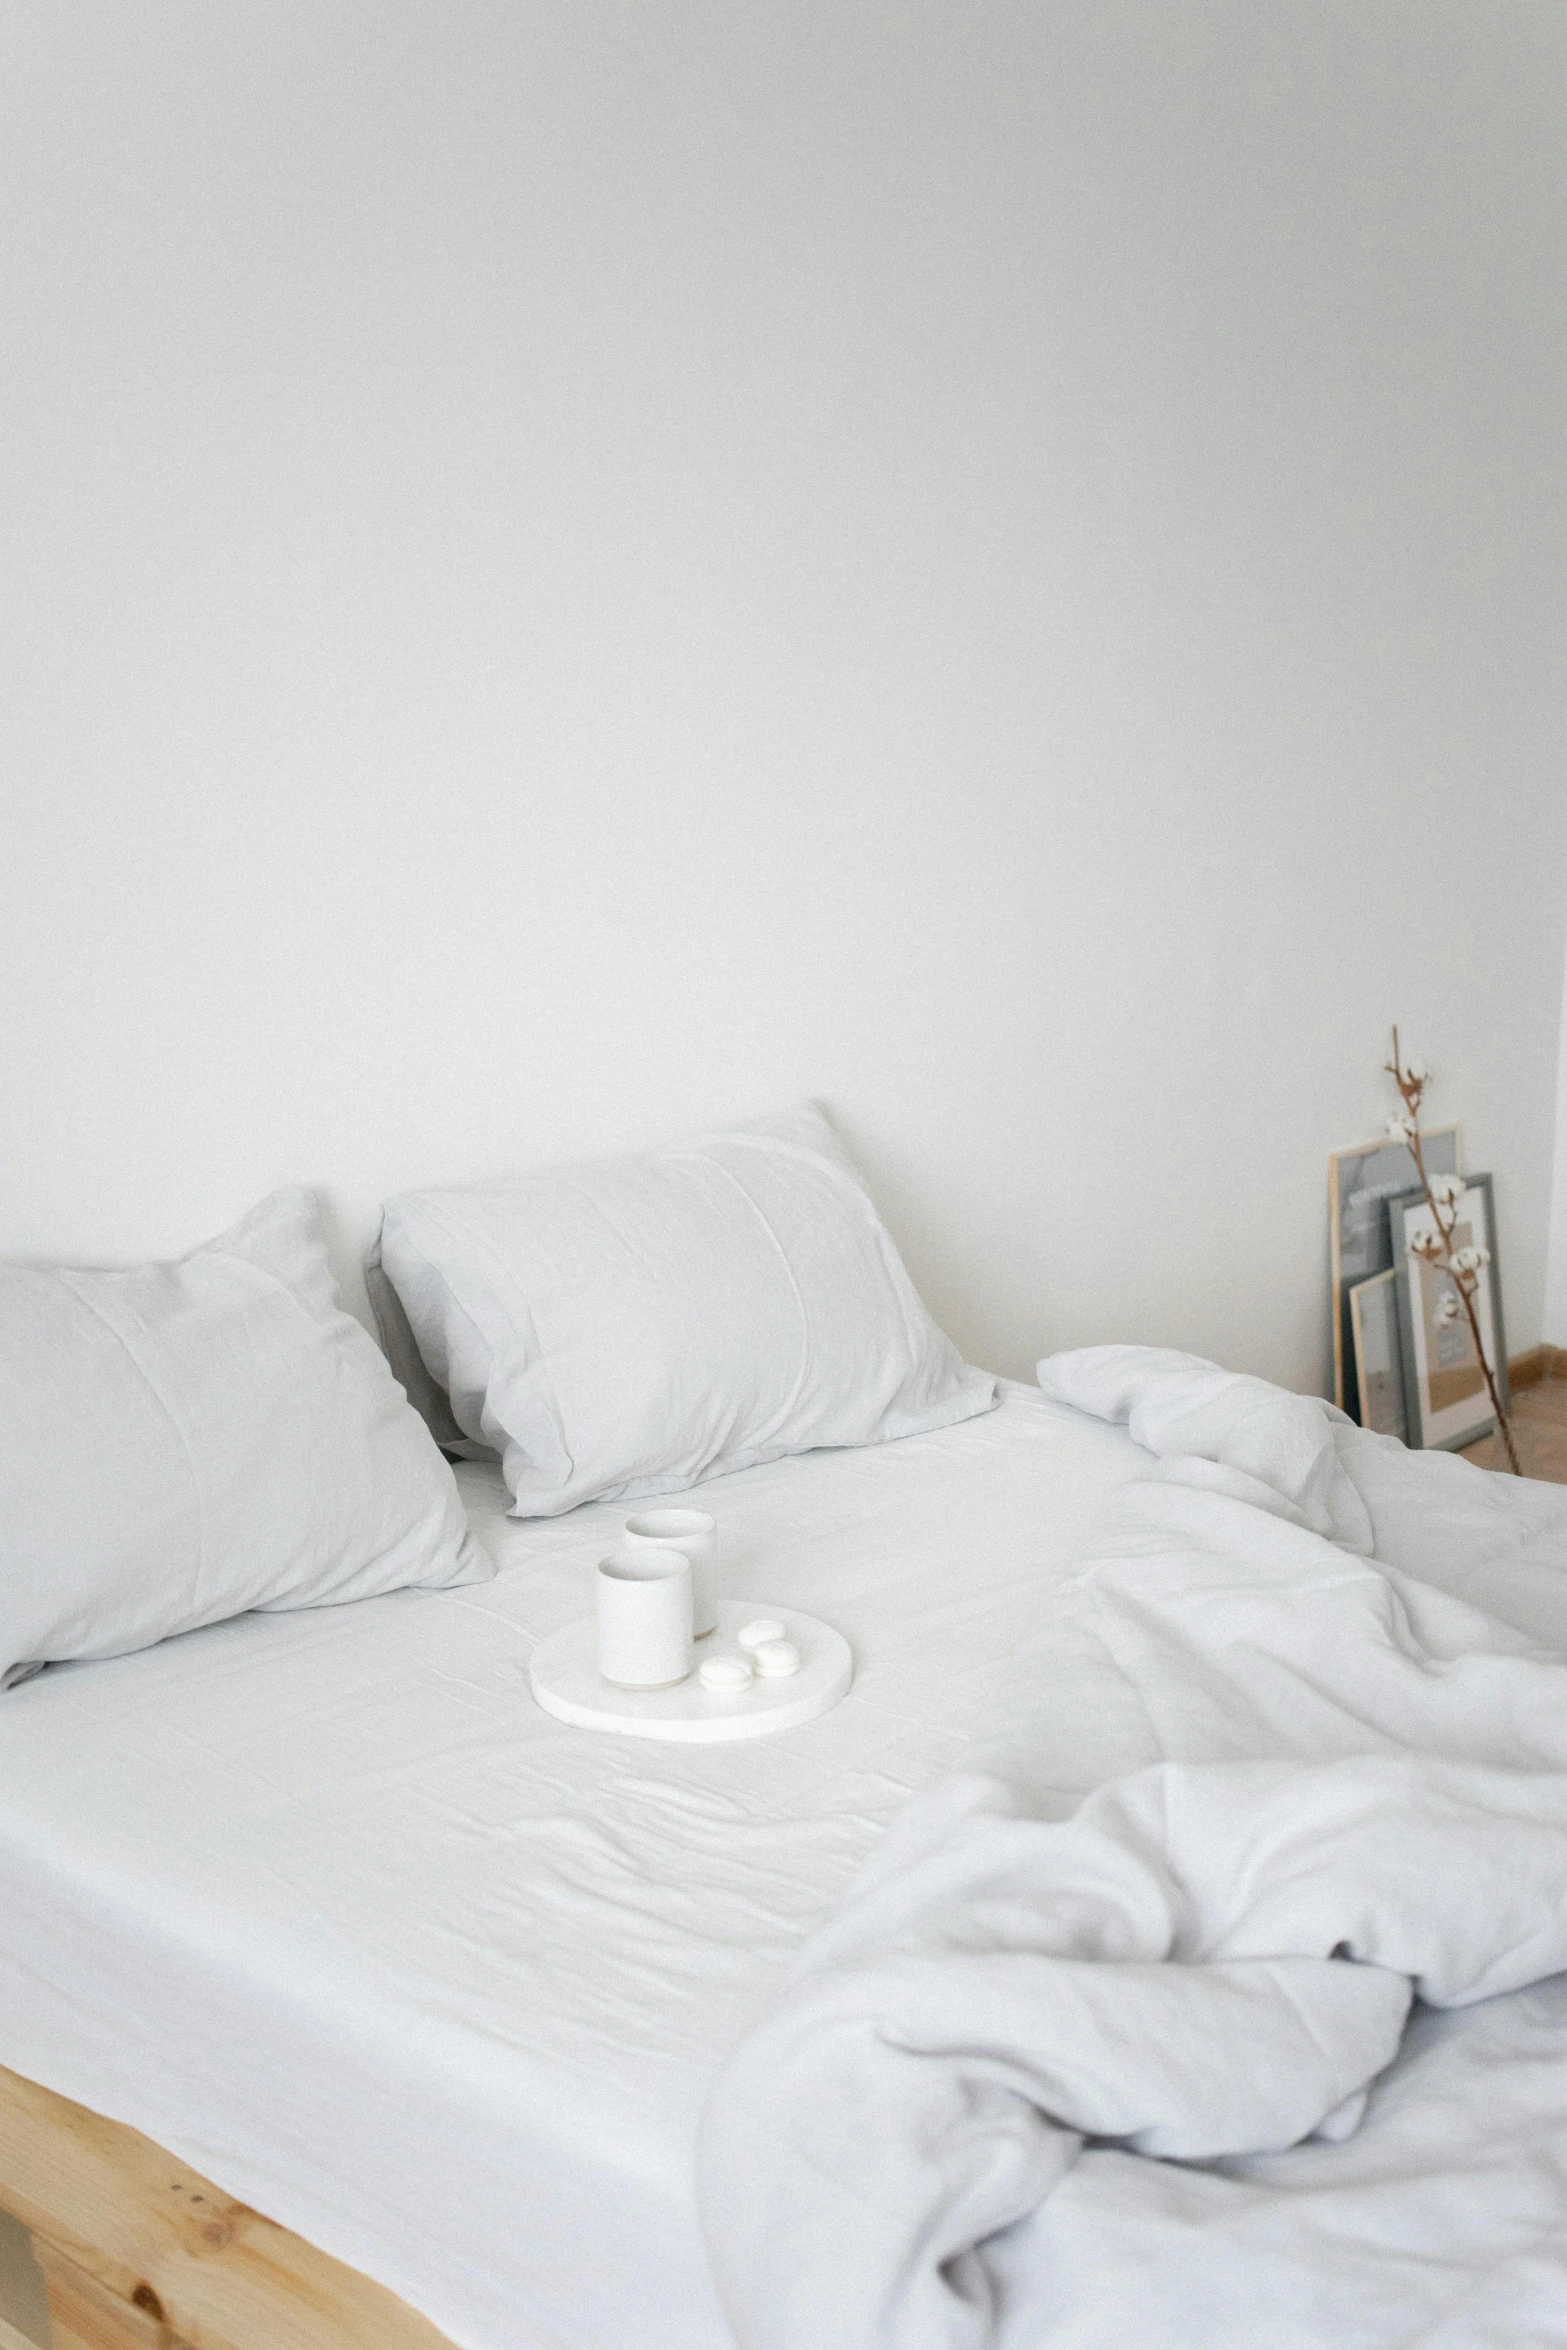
619 1509 718 1636
595 1551 693 1689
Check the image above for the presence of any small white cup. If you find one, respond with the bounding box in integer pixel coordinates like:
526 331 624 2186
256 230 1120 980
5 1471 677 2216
596 1552 693 1690
620 1509 718 1637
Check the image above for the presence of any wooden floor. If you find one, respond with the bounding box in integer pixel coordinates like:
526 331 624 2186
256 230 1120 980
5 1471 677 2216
1460 1374 1567 1482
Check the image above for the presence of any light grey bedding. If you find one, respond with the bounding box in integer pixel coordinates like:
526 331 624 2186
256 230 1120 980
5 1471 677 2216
699 1348 1567 2350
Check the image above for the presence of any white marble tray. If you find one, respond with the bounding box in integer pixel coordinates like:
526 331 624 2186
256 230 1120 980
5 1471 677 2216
527 1601 853 1743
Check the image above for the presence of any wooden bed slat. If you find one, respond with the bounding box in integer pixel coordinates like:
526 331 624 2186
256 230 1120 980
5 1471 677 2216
0 2065 459 2350
30 2237 186 2350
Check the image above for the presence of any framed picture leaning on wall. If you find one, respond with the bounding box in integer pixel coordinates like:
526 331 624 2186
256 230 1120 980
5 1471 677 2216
1349 1269 1407 1443
1329 1124 1462 1418
1389 1173 1509 1452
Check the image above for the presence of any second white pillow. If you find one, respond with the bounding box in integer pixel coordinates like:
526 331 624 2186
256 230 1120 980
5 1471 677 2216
374 1104 995 1516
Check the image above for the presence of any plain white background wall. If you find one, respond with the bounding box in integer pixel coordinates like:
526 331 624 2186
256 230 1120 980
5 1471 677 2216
3 1 1566 1392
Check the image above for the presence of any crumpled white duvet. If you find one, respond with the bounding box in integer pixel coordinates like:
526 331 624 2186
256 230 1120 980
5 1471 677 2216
697 1347 1567 2350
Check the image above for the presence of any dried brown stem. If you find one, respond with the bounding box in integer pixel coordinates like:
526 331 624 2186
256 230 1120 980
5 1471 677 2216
1384 1027 1520 1474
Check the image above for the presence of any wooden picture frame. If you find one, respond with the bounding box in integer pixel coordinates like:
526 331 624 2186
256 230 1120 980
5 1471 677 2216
1389 1173 1509 1452
1329 1124 1461 1418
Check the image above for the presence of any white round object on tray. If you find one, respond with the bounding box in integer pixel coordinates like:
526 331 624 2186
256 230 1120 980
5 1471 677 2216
751 1637 801 1678
528 1603 852 1743
737 1618 786 1653
698 1652 753 1694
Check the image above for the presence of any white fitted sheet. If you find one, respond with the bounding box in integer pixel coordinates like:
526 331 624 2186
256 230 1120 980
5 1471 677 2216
0 1382 1148 2350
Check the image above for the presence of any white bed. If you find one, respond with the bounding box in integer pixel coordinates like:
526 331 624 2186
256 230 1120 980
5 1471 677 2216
0 1381 1149 2350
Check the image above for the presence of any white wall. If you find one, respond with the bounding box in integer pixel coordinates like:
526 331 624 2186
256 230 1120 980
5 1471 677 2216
4 1 1566 1392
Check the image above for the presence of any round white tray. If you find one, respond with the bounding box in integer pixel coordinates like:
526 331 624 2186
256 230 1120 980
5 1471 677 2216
528 1602 852 1743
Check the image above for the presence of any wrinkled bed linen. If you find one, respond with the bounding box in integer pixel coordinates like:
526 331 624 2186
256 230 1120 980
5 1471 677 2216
698 1347 1567 2350
0 1382 1145 2350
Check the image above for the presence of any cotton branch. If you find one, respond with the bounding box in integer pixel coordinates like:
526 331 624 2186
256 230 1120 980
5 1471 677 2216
1383 1027 1519 1474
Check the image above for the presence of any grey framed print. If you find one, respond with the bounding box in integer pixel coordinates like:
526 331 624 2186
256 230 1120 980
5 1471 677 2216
1349 1270 1407 1442
1329 1123 1461 1419
1389 1173 1508 1452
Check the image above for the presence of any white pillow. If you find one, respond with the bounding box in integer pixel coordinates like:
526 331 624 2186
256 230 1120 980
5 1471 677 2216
374 1103 996 1517
0 1188 492 1688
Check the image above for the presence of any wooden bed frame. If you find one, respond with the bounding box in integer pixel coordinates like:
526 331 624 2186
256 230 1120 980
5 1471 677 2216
0 2064 458 2350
